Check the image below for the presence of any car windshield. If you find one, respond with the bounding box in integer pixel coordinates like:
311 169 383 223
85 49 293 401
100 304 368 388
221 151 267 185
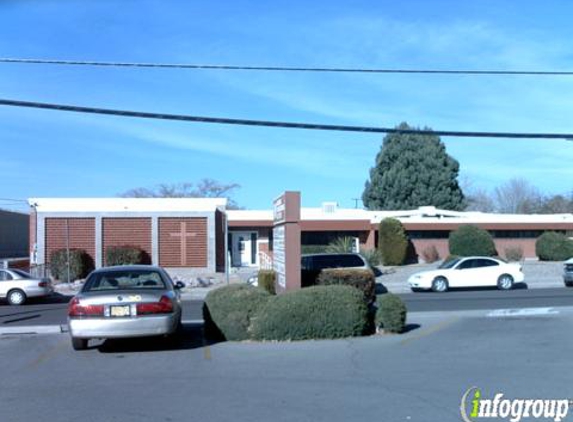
438 258 461 269
10 269 33 279
82 270 167 292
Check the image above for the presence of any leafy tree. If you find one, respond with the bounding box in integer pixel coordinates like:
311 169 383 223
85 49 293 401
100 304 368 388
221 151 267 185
119 178 243 209
362 123 465 210
378 218 408 266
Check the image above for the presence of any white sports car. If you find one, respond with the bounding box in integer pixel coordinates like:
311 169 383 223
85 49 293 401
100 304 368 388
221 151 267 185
408 256 525 292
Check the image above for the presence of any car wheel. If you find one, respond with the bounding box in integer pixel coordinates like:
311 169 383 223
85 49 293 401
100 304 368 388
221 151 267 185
497 274 514 290
7 289 26 306
71 337 88 351
431 277 448 292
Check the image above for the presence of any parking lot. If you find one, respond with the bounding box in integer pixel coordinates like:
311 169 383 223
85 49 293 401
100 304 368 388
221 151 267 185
1 306 572 422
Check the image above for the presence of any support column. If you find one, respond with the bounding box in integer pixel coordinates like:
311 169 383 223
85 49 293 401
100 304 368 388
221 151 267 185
151 217 159 266
95 217 103 268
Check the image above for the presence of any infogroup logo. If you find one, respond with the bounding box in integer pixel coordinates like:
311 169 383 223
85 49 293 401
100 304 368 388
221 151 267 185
460 387 571 422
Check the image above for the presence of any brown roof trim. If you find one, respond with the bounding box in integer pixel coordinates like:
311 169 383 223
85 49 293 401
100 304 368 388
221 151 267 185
229 220 274 228
300 220 371 231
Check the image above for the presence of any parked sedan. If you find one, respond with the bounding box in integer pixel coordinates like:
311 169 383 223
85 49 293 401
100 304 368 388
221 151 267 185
68 265 183 350
0 268 53 305
408 257 524 292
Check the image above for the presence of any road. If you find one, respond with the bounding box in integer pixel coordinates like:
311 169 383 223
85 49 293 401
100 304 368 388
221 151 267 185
1 287 573 328
2 304 572 422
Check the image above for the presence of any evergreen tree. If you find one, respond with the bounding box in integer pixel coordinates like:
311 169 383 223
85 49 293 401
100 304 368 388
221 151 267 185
362 122 465 210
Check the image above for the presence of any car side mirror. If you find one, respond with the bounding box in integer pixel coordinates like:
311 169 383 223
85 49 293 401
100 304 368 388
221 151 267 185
174 281 185 290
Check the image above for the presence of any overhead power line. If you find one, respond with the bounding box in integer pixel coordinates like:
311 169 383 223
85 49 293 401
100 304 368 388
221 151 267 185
0 98 572 140
1 57 573 76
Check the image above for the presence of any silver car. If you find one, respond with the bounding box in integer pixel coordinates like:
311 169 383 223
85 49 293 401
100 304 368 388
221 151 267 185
0 268 53 305
68 265 183 350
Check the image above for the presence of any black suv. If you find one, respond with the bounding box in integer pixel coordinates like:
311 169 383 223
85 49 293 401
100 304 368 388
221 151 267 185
301 253 370 287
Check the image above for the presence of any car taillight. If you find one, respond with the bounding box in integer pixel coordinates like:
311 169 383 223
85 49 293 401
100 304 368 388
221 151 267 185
68 297 104 317
136 296 174 315
38 281 48 288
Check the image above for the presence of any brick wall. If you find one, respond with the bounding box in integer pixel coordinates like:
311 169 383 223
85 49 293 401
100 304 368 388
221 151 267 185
45 218 96 264
102 218 152 265
158 217 208 268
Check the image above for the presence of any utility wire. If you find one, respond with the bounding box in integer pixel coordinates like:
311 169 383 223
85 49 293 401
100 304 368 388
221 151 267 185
1 57 573 76
1 98 572 140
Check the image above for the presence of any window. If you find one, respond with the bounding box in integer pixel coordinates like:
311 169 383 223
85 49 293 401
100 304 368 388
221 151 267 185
0 270 13 281
83 270 167 292
457 259 475 270
474 259 499 268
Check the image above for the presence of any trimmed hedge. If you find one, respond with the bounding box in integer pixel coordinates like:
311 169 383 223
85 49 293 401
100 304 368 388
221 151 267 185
105 245 146 266
376 294 407 334
316 268 376 304
257 270 276 295
379 218 408 266
536 232 573 261
251 285 369 341
203 285 271 341
449 225 496 257
49 248 93 282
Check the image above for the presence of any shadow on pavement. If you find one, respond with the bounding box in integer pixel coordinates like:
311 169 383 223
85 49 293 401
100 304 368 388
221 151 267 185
375 283 388 294
30 293 74 304
96 322 219 353
402 323 421 333
409 282 529 294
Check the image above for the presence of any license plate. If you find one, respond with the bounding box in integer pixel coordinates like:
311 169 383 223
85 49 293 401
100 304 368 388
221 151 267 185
110 305 130 317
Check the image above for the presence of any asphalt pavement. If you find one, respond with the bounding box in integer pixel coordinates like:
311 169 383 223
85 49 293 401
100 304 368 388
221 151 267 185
1 287 573 333
1 305 572 422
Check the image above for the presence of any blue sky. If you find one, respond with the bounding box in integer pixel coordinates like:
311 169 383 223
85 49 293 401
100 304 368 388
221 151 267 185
2 0 573 212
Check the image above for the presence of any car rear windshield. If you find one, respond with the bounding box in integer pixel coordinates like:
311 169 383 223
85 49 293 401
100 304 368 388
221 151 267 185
82 270 168 292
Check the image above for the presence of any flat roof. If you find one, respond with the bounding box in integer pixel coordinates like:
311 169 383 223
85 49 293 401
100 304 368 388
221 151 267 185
29 198 227 213
228 205 573 226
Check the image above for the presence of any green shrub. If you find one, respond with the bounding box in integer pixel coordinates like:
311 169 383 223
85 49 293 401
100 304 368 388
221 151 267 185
504 245 524 262
536 232 573 261
379 218 408 266
325 237 355 253
421 244 440 263
359 247 382 267
251 285 369 341
105 245 146 266
49 248 93 282
376 294 407 334
449 225 496 257
203 285 271 341
257 270 276 295
316 268 376 304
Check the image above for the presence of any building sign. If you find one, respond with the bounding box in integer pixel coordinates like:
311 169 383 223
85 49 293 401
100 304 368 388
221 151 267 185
272 192 301 292
273 225 286 288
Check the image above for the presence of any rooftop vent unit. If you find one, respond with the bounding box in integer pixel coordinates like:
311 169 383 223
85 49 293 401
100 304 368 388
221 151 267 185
322 202 338 214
